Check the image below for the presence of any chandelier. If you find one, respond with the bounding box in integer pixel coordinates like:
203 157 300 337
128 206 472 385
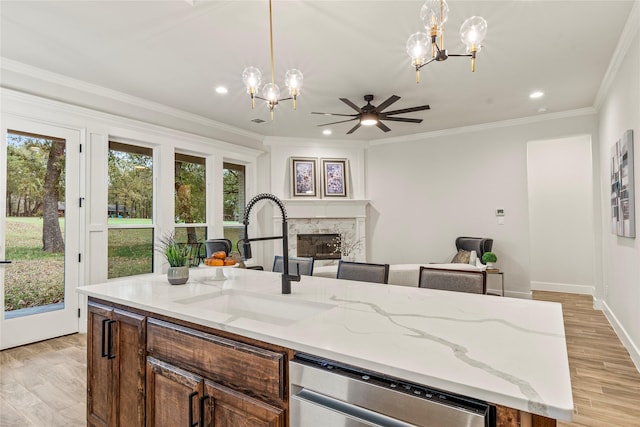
406 0 487 83
242 0 303 119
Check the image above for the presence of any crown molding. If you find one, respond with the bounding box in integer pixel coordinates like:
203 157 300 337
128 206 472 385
369 107 597 146
0 57 264 143
1 87 265 158
593 0 640 111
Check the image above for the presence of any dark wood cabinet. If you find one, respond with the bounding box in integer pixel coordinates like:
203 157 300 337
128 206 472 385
87 301 146 427
146 318 286 427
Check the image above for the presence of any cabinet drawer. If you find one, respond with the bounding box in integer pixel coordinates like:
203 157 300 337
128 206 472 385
147 318 285 402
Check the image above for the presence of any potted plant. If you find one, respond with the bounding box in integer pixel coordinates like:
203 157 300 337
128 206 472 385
157 233 192 285
481 251 497 270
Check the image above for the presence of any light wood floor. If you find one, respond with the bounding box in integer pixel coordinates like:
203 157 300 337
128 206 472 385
532 291 640 427
0 293 638 426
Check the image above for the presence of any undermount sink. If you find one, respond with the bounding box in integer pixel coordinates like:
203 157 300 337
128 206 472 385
175 290 336 326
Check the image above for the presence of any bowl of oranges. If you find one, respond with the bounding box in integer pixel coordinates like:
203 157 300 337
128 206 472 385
203 251 238 280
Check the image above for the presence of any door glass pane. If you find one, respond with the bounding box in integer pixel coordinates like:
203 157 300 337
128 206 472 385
4 131 66 318
107 141 153 279
223 162 245 253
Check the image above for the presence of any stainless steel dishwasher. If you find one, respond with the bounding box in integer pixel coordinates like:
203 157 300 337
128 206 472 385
290 353 495 427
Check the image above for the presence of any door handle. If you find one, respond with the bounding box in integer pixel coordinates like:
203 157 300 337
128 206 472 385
0 260 11 264
199 394 209 427
188 391 198 427
101 318 110 357
106 320 116 359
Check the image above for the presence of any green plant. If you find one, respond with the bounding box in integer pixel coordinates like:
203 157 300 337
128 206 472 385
481 251 497 264
157 233 192 267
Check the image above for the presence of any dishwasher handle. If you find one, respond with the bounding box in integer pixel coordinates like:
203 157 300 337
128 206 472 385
293 388 414 427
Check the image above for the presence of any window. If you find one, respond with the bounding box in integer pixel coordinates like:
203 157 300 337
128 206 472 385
107 141 154 278
223 162 246 254
175 152 207 264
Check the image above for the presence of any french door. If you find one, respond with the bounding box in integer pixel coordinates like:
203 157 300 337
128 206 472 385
0 117 81 349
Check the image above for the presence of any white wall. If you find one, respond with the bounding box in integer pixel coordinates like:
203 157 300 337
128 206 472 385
597 15 640 368
527 135 597 294
367 114 599 298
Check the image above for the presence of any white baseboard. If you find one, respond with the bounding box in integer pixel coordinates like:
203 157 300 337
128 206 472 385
531 281 595 295
599 298 640 373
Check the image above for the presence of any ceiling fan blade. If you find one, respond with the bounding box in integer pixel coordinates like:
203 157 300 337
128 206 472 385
376 121 391 132
346 122 362 134
374 95 401 113
318 118 358 127
381 117 423 123
383 105 431 115
340 98 363 113
311 112 358 117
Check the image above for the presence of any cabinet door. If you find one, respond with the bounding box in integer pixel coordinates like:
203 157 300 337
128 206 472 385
146 356 204 427
113 308 146 427
204 380 284 427
87 301 114 427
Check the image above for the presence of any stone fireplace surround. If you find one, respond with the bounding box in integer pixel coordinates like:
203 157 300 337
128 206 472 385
273 199 369 266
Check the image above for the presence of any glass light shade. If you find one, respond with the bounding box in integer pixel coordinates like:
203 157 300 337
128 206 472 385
242 67 262 92
420 0 449 31
360 113 378 126
262 83 280 102
460 16 487 52
406 32 431 64
284 69 303 93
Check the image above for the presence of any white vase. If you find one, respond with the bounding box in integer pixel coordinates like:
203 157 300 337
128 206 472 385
167 266 189 285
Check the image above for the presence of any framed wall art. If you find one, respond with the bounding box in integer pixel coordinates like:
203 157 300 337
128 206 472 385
611 129 635 238
291 157 318 197
321 158 348 197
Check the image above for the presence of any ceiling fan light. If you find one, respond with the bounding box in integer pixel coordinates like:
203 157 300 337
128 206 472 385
460 16 487 52
242 66 262 93
360 113 378 126
406 32 431 65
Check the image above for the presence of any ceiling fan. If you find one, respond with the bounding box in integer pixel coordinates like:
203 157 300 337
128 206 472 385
313 94 430 134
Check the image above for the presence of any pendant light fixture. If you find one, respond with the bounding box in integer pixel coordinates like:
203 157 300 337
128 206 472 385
406 0 487 83
242 0 303 119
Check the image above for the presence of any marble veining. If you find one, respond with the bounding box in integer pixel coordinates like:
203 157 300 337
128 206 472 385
329 295 549 415
78 267 573 421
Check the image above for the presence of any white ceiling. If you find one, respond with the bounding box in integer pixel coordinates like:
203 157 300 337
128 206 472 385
0 1 635 142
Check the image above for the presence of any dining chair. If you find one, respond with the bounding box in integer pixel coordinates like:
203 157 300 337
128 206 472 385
418 266 487 294
336 260 390 284
272 256 314 276
205 238 232 257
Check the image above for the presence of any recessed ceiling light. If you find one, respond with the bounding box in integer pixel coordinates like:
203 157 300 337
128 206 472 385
215 86 228 94
529 91 544 99
322 129 332 135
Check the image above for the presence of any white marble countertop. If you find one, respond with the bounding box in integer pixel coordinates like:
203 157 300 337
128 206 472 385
77 267 573 421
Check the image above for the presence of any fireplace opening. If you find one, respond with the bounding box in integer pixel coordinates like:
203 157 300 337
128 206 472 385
297 233 341 260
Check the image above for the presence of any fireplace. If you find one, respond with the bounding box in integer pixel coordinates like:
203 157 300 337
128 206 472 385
297 234 341 260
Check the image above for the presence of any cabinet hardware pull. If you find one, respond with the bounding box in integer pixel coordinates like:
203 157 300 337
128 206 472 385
107 320 116 359
101 318 110 357
199 394 209 427
188 391 198 427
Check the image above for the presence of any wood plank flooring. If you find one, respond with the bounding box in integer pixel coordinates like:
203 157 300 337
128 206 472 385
0 293 638 426
0 333 86 426
533 291 640 427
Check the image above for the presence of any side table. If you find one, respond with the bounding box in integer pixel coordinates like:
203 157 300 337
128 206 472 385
486 270 504 296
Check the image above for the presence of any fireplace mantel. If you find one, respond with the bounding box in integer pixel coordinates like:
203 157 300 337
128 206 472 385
280 199 370 219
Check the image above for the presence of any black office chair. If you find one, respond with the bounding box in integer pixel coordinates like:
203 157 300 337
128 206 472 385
418 266 487 294
336 260 390 284
272 256 314 276
454 237 493 263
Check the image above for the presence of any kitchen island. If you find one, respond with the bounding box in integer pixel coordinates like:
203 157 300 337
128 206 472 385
78 267 573 426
